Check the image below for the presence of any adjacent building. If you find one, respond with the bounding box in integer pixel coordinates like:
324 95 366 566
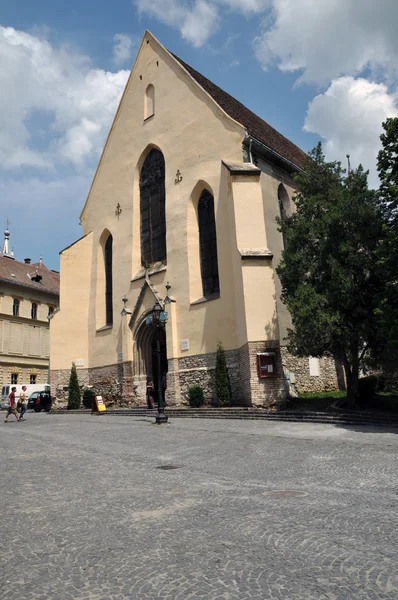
50 31 341 407
0 226 60 387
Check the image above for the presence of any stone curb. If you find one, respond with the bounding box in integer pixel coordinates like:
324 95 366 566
49 407 398 427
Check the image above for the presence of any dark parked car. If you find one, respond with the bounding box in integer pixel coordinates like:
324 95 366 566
28 391 52 412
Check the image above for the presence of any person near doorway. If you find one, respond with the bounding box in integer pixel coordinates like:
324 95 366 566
4 387 21 423
161 372 167 406
18 385 28 421
146 377 154 409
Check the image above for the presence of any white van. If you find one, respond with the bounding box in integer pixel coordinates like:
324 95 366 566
1 384 50 406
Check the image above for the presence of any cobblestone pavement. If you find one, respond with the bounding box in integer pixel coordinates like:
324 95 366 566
1 414 398 600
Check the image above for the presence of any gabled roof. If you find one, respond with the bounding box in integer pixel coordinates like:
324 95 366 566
172 54 307 169
0 256 60 296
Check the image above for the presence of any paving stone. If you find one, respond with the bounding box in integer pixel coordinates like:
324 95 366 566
0 414 397 599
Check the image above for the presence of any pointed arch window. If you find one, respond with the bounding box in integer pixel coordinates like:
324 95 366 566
140 149 166 265
278 184 290 249
105 234 113 326
198 189 219 298
144 84 155 119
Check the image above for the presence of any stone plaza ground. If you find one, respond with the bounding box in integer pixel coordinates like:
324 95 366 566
1 413 398 600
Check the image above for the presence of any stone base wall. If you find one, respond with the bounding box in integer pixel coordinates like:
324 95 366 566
239 341 285 408
51 361 135 407
166 342 285 408
51 346 346 408
280 348 345 393
51 368 90 407
166 349 241 406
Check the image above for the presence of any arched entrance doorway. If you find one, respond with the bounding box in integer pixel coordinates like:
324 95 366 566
134 316 168 401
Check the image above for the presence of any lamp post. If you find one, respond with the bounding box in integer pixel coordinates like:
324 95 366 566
150 301 168 424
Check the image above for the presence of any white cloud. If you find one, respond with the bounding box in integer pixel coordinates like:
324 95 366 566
215 0 270 14
134 0 219 47
304 77 398 187
0 25 129 170
254 0 398 84
113 33 136 66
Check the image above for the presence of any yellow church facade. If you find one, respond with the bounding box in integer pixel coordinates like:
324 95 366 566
50 31 341 406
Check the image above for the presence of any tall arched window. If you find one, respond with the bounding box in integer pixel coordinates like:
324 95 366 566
105 234 113 326
144 84 155 119
198 189 219 298
278 184 290 249
13 298 20 317
140 149 166 265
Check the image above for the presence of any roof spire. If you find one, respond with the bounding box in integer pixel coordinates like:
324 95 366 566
1 219 15 260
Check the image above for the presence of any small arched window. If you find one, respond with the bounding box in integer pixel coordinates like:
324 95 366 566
104 234 113 326
140 148 166 265
48 306 54 318
13 298 20 317
198 190 219 298
31 302 37 320
144 84 155 119
278 184 290 249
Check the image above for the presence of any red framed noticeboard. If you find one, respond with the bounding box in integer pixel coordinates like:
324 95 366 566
257 352 276 378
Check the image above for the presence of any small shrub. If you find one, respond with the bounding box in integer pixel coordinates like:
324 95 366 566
215 340 232 407
358 375 378 403
82 388 95 409
67 362 81 410
188 385 204 407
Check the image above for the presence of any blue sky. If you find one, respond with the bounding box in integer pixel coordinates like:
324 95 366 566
1 0 397 270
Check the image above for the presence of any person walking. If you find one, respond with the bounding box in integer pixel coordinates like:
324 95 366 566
4 387 21 423
146 377 154 409
18 385 28 421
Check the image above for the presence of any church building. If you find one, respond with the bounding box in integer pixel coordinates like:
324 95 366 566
50 31 340 406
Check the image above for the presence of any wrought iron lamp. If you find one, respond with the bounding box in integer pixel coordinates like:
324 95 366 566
150 300 169 424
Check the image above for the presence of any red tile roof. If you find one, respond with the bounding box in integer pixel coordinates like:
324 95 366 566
0 256 59 296
173 54 307 169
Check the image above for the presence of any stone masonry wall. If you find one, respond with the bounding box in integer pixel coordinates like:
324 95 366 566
239 341 285 408
280 348 345 393
51 368 89 408
51 361 135 407
166 349 241 406
166 342 285 408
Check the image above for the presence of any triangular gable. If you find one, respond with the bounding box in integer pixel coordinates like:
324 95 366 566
79 30 246 221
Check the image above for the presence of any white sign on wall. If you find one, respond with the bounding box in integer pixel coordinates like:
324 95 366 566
117 352 123 361
181 339 189 351
309 357 320 377
75 359 84 367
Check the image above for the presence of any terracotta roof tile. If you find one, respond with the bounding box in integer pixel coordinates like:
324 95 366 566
172 54 307 169
0 256 59 296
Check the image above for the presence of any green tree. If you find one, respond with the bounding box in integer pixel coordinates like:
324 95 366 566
215 341 232 406
375 118 398 374
67 362 81 410
277 143 386 406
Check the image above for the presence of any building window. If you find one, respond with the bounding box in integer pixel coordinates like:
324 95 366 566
140 149 166 266
31 302 37 319
11 373 18 384
30 374 37 384
48 306 54 318
198 189 220 298
144 84 155 119
105 234 113 326
13 298 20 317
278 184 290 249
